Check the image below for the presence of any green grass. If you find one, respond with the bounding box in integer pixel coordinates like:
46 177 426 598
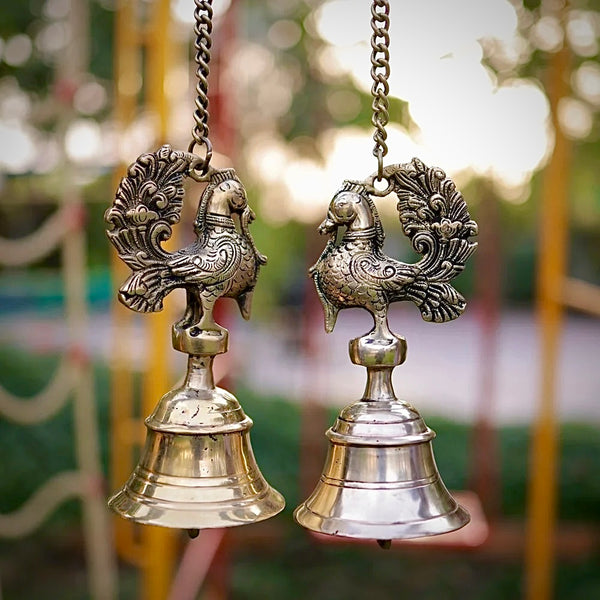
0 345 598 599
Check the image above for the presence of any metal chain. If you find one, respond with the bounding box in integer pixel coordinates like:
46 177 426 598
370 0 391 180
189 0 214 172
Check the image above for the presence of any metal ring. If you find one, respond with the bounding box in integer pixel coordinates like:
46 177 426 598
187 137 213 177
365 172 394 197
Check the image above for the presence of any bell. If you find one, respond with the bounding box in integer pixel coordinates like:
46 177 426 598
109 327 285 530
105 151 285 530
294 332 470 543
294 156 478 543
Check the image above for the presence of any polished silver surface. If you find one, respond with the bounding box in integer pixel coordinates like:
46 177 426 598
294 436 469 540
296 157 477 543
295 332 470 541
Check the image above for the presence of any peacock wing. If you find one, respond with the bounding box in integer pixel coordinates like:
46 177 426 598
350 250 417 291
167 234 242 286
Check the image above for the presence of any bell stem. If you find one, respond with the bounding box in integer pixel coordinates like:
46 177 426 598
363 366 396 402
184 355 215 390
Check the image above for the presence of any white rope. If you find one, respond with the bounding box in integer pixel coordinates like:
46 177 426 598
0 471 82 538
0 354 75 424
0 204 76 267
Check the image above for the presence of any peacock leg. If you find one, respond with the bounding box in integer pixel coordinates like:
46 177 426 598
176 289 198 328
197 290 221 332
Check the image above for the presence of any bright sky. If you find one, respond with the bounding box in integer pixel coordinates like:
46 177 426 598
246 0 559 222
315 0 552 194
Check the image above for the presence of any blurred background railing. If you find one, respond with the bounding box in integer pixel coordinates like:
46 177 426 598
0 3 116 598
0 0 598 599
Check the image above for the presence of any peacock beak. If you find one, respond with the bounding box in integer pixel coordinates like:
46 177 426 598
318 218 337 235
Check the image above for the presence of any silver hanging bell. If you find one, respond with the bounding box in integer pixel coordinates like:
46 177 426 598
295 333 469 541
295 160 478 543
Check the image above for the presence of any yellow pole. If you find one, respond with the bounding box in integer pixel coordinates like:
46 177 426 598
524 23 572 600
111 0 144 567
141 1 178 599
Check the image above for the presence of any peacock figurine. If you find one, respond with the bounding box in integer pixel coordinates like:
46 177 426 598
311 158 478 337
105 144 266 336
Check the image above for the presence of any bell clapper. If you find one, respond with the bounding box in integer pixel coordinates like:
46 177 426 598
187 529 200 539
377 539 392 550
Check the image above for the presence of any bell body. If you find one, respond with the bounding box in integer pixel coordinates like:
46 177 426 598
294 398 469 540
294 333 469 541
109 354 285 529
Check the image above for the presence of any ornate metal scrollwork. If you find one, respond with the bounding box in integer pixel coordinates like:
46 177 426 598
105 144 266 337
311 158 478 335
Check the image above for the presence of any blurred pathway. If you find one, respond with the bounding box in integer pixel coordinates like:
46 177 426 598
0 307 598 424
233 307 600 425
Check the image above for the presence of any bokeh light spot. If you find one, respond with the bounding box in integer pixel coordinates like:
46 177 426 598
573 61 600 106
4 35 33 67
268 20 302 50
74 81 108 115
326 89 361 122
558 97 594 140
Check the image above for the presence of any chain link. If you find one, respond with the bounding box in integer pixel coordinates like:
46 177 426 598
370 0 390 180
188 0 214 172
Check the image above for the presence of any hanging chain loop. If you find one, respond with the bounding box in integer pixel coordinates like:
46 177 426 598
370 0 391 180
188 0 214 173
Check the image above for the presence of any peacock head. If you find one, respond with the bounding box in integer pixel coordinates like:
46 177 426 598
209 179 248 215
318 190 374 235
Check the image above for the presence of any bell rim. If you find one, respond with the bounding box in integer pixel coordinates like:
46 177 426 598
108 485 285 530
293 502 470 541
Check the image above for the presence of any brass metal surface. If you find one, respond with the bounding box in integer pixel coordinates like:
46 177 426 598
106 0 283 535
106 147 283 530
108 361 284 529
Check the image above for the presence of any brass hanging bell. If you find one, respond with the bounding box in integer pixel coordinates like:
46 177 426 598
108 349 285 530
294 160 478 544
106 146 284 530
